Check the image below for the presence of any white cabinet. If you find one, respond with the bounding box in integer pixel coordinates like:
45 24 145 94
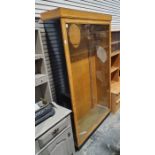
35 109 75 155
37 128 74 155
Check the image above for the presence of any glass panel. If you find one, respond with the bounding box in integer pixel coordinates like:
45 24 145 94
67 23 110 144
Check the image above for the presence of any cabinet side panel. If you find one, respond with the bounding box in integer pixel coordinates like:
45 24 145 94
43 19 71 109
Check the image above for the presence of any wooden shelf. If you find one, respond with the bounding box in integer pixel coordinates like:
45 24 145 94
111 50 120 57
111 41 120 45
78 105 110 145
35 74 48 87
111 66 119 73
35 54 43 60
111 81 120 94
111 30 120 32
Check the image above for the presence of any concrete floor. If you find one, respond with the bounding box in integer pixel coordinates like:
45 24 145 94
75 111 120 155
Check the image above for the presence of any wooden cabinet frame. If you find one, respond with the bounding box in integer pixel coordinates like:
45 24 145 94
61 18 112 146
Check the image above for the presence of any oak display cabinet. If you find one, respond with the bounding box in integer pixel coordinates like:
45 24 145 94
41 8 112 148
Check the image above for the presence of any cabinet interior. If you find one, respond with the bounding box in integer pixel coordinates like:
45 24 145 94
66 24 110 143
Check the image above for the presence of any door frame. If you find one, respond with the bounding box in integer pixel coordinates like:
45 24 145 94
60 18 111 147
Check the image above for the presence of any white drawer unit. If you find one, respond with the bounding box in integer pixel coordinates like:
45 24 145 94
36 127 74 155
37 117 70 149
35 104 75 155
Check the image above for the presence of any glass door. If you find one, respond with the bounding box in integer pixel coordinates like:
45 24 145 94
66 23 110 145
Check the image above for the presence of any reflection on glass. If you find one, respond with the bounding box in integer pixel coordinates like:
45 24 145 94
67 24 110 144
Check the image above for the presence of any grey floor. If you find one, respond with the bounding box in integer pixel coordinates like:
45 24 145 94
75 111 120 155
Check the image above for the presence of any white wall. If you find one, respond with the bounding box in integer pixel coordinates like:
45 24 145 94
35 0 120 31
